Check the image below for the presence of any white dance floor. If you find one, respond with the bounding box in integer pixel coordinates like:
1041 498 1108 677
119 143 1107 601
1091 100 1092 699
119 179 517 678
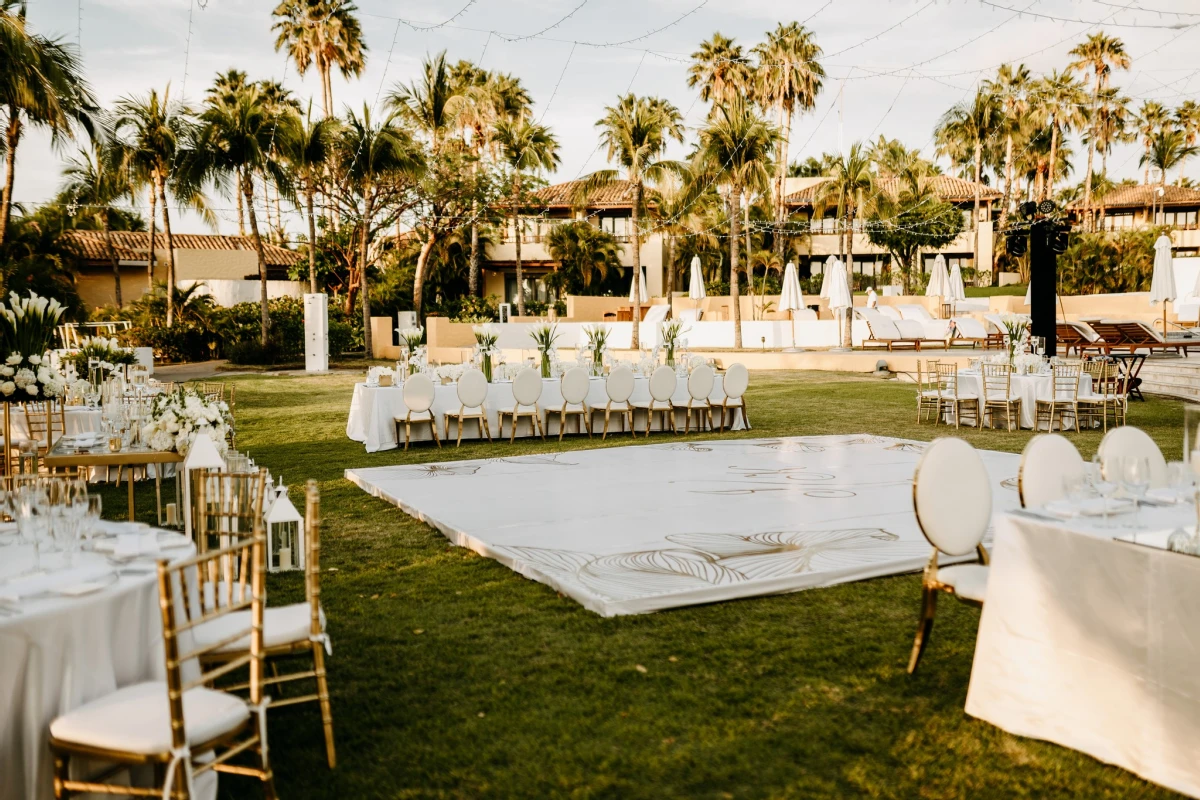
346 434 1021 616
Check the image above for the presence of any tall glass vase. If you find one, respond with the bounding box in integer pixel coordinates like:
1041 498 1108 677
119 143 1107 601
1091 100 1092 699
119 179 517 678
481 354 493 383
540 352 551 378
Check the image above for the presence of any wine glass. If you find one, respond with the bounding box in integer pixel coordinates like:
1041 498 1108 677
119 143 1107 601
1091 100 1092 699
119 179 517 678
1062 470 1092 510
82 494 102 545
1121 456 1152 532
51 505 79 567
16 485 49 573
1089 454 1118 528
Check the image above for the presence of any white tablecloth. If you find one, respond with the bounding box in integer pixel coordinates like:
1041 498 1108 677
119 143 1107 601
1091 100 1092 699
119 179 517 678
346 375 750 452
0 528 207 800
966 507 1200 798
956 371 1094 429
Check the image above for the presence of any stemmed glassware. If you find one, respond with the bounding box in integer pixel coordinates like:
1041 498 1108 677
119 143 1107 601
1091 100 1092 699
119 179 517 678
1089 454 1118 528
16 483 49 573
1119 456 1151 533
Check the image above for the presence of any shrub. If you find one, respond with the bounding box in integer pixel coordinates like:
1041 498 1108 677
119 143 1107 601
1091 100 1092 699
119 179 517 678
227 339 283 366
126 324 213 364
450 294 499 323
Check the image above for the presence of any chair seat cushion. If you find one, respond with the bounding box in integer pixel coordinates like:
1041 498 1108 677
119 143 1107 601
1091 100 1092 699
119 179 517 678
671 399 709 408
937 563 989 603
590 402 631 412
195 603 326 654
948 393 978 401
984 393 1019 402
444 407 486 418
498 406 538 416
550 403 586 413
49 681 249 755
396 410 433 422
919 390 940 399
717 398 744 407
631 400 672 410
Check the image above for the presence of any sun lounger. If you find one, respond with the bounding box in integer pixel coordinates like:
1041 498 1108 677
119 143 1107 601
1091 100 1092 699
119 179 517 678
856 309 922 351
1056 320 1103 356
1082 319 1200 355
948 317 990 348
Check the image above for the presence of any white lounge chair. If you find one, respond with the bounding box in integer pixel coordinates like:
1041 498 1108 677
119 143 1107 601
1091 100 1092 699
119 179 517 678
856 308 923 351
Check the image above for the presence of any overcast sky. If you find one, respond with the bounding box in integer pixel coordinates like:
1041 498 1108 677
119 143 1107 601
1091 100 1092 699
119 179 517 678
17 0 1200 234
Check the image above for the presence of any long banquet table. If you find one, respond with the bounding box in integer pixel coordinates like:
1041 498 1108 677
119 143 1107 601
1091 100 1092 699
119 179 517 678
347 373 749 452
955 369 1094 430
0 524 213 800
966 504 1200 798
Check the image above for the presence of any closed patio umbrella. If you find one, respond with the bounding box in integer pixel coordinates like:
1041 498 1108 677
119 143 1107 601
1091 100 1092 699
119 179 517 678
948 261 967 309
1151 234 1176 336
779 261 806 350
819 255 840 301
926 253 949 307
688 256 706 300
825 259 853 350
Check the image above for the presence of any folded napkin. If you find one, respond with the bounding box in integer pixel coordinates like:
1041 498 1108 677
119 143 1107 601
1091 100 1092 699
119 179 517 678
63 432 103 447
1146 487 1193 505
91 531 161 556
0 563 114 601
1044 497 1134 518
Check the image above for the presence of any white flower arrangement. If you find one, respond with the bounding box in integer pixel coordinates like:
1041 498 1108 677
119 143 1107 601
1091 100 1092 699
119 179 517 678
0 291 67 403
65 335 136 375
397 326 424 353
1014 352 1043 373
435 363 466 382
140 386 232 456
473 324 498 355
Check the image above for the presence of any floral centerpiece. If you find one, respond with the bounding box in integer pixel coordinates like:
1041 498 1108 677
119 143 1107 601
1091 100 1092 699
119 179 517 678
582 324 610 377
997 313 1029 367
529 322 560 378
661 319 689 367
473 324 498 382
0 292 67 402
64 335 137 383
367 365 396 386
141 386 232 456
397 326 424 375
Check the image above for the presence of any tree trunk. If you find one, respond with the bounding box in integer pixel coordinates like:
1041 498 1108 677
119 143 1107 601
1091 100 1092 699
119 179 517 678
775 100 789 264
469 201 480 297
843 204 855 348
242 176 271 349
513 176 525 317
730 185 742 350
666 235 676 311
306 184 318 293
1047 124 1060 201
0 110 19 248
320 60 333 119
413 233 437 324
631 180 642 350
103 213 123 308
360 193 373 358
1084 77 1099 230
157 178 177 328
999 133 1014 231
973 140 984 283
146 180 158 293
236 167 246 236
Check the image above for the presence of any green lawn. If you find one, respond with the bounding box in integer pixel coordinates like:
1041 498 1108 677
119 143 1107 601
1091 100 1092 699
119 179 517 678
106 370 1186 799
965 284 1028 297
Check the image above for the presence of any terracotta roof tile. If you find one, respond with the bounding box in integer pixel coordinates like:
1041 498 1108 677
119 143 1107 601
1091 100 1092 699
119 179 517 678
1068 183 1200 210
784 174 1001 206
60 231 303 267
531 177 637 208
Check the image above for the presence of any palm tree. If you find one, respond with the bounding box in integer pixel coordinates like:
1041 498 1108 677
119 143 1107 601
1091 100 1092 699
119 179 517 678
983 63 1030 229
388 51 463 153
545 221 623 291
493 117 559 317
753 23 824 262
936 88 1001 272
335 105 423 353
1174 100 1200 183
1083 86 1132 228
814 143 874 346
1136 100 1172 183
592 94 684 348
60 139 132 306
1069 32 1130 225
1141 129 1199 195
271 0 367 118
693 98 779 349
1032 69 1087 200
0 0 96 246
687 33 753 109
113 86 195 326
193 84 298 347
286 103 337 292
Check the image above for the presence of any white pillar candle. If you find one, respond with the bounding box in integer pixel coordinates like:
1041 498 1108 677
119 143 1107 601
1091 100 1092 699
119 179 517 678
165 503 178 526
279 546 292 570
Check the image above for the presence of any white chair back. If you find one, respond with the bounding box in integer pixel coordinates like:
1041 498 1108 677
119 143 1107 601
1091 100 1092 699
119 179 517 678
512 367 543 407
402 373 436 414
878 306 902 320
1099 426 1168 488
687 365 714 401
560 367 590 405
723 363 749 400
606 367 635 404
648 366 676 403
913 437 992 556
456 369 489 409
1018 434 1084 508
954 317 988 339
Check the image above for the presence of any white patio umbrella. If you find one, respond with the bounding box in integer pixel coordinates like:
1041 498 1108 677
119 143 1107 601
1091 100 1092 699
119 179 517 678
629 265 649 304
779 261 806 350
1024 281 1032 306
948 261 967 309
824 258 853 350
926 253 949 301
688 255 706 301
819 255 840 300
1150 233 1176 336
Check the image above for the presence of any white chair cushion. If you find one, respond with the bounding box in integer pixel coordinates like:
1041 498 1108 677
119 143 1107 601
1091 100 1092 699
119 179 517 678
899 304 935 322
1099 426 1168 488
937 563 989 603
49 682 249 754
195 602 325 654
878 306 902 320
894 319 926 340
648 366 677 402
560 367 590 404
954 318 988 339
398 410 434 422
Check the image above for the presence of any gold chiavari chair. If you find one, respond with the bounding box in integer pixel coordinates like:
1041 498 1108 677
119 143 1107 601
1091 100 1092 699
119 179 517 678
916 359 941 423
981 363 1021 431
1078 360 1108 431
47 472 274 799
21 400 66 461
1034 364 1082 433
200 479 336 769
201 382 226 403
933 363 979 429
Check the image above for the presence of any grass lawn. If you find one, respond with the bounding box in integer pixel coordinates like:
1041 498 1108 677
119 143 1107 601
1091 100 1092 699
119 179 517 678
966 284 1028 297
104 370 1187 799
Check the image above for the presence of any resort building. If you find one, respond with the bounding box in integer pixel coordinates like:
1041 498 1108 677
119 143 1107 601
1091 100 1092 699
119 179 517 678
1067 183 1200 255
61 230 306 309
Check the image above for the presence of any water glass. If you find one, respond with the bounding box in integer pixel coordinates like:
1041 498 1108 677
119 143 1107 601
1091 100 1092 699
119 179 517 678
1120 456 1151 530
1061 470 1092 507
1089 455 1118 528
51 506 79 567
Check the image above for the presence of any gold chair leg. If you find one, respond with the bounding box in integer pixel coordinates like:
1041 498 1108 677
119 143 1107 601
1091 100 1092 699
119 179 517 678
313 645 336 769
404 420 411 451
628 409 635 438
456 416 464 447
483 414 492 442
907 585 939 675
508 413 516 444
430 419 441 448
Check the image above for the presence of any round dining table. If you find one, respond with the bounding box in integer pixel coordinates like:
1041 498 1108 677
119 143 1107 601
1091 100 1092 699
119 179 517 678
956 369 1094 430
347 373 749 452
0 524 206 800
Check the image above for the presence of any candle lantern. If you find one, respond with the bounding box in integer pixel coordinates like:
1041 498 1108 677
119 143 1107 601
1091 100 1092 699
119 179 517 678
264 482 304 572
182 432 226 543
